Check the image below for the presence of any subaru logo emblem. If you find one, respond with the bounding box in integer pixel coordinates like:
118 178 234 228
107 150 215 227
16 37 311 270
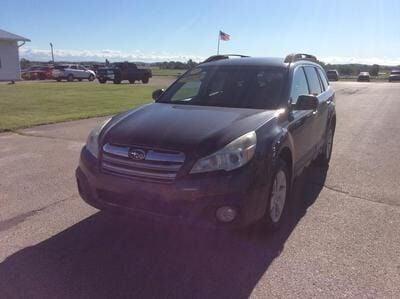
128 149 146 160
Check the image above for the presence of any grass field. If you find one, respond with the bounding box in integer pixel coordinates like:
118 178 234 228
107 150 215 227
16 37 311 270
149 67 186 77
0 82 165 131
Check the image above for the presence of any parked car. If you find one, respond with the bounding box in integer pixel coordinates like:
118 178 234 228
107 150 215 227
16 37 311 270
326 69 339 81
21 66 53 80
97 62 152 84
52 64 96 82
357 72 370 82
76 53 336 232
388 70 400 82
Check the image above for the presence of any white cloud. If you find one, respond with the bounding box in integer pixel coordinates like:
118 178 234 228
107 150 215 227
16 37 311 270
20 47 206 62
19 47 400 66
321 56 400 66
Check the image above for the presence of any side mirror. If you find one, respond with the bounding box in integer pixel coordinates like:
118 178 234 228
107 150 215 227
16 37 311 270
152 89 165 101
293 95 319 111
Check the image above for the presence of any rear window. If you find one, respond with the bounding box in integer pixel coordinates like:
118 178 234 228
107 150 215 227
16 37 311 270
304 66 322 95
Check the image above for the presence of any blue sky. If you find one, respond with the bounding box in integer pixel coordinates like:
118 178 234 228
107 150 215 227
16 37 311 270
1 0 400 64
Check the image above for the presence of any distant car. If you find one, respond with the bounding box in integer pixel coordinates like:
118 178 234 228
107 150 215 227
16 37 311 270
357 72 370 82
97 62 152 84
326 70 339 81
388 70 400 82
52 64 96 82
21 66 53 80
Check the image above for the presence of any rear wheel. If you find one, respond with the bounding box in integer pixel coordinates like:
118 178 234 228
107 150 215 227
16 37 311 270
99 79 106 84
142 77 149 84
67 74 74 82
263 159 290 231
129 80 135 84
78 78 82 82
56 78 61 82
316 124 334 166
113 79 121 84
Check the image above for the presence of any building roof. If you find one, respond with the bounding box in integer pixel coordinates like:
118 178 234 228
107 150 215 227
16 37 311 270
0 28 30 42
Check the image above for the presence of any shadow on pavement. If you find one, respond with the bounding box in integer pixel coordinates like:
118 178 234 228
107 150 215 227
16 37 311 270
0 165 327 299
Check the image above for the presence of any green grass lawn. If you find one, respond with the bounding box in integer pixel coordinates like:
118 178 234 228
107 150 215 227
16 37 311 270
0 82 165 131
149 67 186 76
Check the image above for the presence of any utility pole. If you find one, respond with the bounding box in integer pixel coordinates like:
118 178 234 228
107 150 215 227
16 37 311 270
50 43 54 64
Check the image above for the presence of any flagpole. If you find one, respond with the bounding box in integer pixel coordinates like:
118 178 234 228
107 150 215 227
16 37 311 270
217 31 220 55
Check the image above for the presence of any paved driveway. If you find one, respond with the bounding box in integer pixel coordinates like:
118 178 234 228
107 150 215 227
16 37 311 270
0 82 399 298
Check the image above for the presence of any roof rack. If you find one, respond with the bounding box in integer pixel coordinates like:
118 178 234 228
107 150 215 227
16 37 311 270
202 54 249 64
284 53 317 63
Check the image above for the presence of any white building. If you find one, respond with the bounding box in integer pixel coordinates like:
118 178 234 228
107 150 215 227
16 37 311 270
0 29 30 82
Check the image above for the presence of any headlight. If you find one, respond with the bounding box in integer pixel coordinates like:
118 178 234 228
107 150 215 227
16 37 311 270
86 118 111 158
190 131 257 174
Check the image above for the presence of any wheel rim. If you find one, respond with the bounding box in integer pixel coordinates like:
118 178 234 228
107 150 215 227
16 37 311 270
326 128 333 160
269 170 287 223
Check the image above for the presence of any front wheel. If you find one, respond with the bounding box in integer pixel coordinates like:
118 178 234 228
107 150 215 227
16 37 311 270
67 74 74 82
88 74 95 81
263 159 290 231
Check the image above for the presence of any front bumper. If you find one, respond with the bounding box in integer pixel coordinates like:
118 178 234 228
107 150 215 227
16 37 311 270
76 147 270 228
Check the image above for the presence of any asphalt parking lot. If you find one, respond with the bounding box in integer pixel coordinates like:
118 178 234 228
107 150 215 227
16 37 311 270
1 82 399 298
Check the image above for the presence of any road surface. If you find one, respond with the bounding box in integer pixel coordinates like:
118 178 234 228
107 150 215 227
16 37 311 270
0 82 399 298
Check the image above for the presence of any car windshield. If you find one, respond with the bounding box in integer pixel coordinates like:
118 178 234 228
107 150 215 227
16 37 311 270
158 66 285 109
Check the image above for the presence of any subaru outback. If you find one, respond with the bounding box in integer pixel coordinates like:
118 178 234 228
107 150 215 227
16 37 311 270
76 53 336 231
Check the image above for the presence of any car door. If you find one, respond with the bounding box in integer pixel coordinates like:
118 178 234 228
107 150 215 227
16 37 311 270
303 66 329 149
78 66 88 79
315 67 333 144
69 65 79 77
287 66 315 173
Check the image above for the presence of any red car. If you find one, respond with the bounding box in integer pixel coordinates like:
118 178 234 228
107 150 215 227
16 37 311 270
21 66 54 80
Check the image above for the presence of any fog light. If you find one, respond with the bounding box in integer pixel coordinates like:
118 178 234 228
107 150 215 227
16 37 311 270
216 206 237 223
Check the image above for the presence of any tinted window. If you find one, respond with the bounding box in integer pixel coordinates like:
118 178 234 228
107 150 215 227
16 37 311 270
304 66 322 95
317 68 329 90
159 66 285 109
290 67 309 103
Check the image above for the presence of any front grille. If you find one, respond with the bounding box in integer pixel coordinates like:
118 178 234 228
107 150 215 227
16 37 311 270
101 143 185 183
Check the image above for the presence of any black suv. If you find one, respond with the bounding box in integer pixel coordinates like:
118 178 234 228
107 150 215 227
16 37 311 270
76 53 336 231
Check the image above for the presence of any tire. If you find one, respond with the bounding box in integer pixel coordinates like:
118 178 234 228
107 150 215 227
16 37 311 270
113 79 121 84
129 80 135 84
67 74 74 82
88 74 95 81
56 78 61 82
99 79 106 84
78 78 82 82
142 77 149 84
316 124 335 166
263 159 290 231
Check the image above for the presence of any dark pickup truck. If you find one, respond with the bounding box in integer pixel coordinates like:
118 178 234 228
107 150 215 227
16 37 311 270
97 62 152 84
77 53 336 233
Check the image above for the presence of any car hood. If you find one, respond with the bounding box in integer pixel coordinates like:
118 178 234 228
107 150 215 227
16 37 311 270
102 103 277 156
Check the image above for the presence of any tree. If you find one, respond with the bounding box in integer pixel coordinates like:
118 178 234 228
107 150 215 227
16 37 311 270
370 64 380 76
20 58 31 69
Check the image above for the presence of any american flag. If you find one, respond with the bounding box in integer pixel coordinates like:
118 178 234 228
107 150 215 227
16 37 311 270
219 31 230 41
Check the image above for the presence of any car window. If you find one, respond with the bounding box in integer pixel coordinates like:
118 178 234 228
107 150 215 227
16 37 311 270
160 66 285 109
317 68 329 90
70 65 77 69
304 66 322 95
290 67 309 104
